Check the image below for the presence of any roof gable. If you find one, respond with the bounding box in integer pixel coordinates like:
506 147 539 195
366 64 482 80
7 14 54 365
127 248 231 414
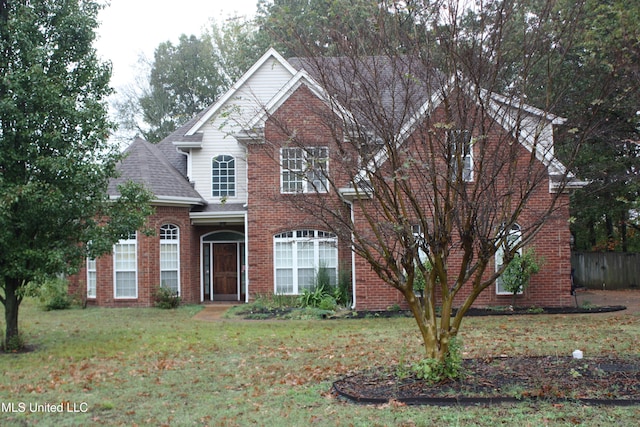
240 69 354 136
354 78 578 190
183 48 298 137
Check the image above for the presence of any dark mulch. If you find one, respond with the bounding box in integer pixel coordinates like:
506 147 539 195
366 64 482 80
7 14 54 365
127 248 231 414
233 305 627 320
330 305 626 319
334 356 640 405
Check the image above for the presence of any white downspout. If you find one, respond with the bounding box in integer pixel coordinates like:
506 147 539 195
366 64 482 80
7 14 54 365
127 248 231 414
244 209 249 303
345 200 357 309
199 235 204 303
175 147 192 181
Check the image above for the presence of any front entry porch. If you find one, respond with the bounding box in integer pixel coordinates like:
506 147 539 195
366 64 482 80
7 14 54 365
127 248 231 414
201 231 246 302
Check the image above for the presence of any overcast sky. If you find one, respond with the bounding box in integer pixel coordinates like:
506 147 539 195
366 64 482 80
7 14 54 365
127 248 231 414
95 0 259 89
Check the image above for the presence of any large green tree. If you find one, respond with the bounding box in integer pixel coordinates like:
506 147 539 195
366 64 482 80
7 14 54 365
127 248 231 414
0 0 152 349
139 34 228 142
115 18 264 143
455 0 640 252
254 0 427 56
208 16 266 85
115 34 227 143
563 0 640 252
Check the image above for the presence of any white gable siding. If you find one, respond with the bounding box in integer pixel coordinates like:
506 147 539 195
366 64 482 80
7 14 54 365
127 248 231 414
235 59 297 116
190 58 295 204
189 122 249 204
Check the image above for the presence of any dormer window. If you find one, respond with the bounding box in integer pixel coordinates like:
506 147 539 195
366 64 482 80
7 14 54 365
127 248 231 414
212 155 236 198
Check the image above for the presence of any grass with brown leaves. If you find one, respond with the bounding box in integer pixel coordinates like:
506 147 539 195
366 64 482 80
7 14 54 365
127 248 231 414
0 298 638 426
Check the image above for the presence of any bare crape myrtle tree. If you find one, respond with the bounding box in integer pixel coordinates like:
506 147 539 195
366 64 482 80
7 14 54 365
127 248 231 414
254 0 591 362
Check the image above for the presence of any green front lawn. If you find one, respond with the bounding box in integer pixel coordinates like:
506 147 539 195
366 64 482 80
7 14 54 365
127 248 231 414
0 299 638 426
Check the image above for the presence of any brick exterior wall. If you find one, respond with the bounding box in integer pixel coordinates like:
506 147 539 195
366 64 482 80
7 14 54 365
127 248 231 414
246 83 574 310
68 205 198 307
246 85 353 297
69 82 574 310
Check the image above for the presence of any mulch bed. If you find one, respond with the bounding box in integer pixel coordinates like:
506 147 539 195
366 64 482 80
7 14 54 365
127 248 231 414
334 355 640 406
329 305 627 319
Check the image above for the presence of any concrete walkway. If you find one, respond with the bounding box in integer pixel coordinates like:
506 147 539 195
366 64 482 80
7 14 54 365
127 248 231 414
576 289 640 314
192 304 237 321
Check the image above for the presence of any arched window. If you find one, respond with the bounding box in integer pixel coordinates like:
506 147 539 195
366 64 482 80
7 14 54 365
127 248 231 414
114 231 137 298
212 155 236 197
274 230 337 294
160 224 180 295
496 224 522 295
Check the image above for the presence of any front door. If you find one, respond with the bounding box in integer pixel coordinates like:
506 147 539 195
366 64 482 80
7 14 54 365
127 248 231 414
202 231 245 302
213 243 238 300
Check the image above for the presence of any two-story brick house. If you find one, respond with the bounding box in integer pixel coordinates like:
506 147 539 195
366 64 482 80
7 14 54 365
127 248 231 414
69 48 582 309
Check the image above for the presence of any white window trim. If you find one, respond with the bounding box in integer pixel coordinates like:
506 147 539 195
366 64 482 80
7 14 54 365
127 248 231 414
280 147 329 194
113 232 138 299
212 154 236 198
160 224 181 296
273 230 338 294
86 258 96 299
449 130 473 182
411 224 429 265
496 224 523 295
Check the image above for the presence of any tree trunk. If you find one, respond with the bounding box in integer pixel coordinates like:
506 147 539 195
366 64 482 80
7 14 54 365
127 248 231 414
605 214 615 251
404 290 444 361
587 219 596 249
619 211 628 252
3 277 22 350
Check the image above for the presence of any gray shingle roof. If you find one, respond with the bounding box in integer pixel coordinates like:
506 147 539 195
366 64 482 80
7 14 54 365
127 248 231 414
109 138 205 205
156 110 208 176
190 202 247 213
288 56 445 133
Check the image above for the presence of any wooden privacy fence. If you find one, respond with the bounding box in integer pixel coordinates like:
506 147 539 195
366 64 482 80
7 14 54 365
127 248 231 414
571 252 640 290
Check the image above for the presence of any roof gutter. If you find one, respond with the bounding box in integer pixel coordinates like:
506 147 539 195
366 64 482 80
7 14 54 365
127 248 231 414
190 210 247 225
109 194 205 207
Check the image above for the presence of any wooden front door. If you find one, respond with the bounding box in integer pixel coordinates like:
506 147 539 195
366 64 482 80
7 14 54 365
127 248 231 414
213 243 238 300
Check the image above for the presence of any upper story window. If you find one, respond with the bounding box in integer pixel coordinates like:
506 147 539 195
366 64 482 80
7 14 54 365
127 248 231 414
114 231 137 299
160 224 180 295
212 155 236 198
281 147 328 193
448 130 473 182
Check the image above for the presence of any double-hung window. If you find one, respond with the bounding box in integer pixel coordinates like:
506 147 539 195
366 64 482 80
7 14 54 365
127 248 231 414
274 230 338 294
212 155 236 198
86 258 96 298
495 224 522 294
114 232 137 298
160 224 180 295
448 130 473 182
281 147 329 193
411 224 429 266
